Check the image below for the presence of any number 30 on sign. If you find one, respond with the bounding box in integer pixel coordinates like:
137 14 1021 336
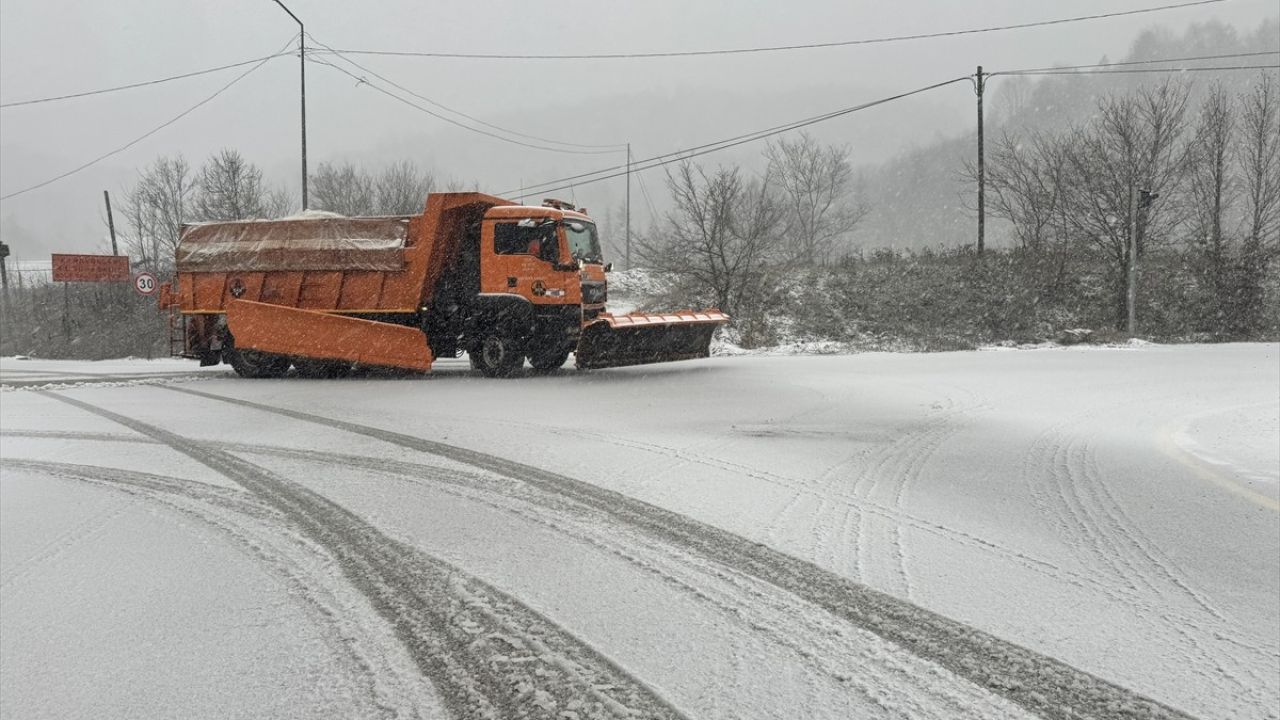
134 272 158 296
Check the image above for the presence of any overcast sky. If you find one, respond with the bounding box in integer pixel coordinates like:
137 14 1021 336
1 0 1276 261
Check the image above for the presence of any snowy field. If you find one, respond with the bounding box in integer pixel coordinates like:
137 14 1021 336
1 344 1277 720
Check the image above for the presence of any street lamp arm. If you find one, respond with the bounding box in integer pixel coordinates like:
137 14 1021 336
271 0 303 28
269 0 307 210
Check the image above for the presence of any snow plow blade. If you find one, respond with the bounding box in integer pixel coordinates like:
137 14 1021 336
575 311 728 370
226 299 433 371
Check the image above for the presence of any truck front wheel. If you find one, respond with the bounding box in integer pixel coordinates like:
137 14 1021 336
223 334 291 379
471 333 524 378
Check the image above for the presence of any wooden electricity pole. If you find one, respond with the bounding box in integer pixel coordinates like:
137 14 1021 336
975 65 986 256
1127 183 1138 336
625 143 632 271
104 190 119 255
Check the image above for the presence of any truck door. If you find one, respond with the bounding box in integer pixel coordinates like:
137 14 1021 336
482 219 567 302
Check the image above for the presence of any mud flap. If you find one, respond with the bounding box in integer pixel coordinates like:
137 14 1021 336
226 299 433 372
575 311 728 370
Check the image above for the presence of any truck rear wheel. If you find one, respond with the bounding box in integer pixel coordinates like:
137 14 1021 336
471 333 524 378
224 334 291 379
528 348 570 373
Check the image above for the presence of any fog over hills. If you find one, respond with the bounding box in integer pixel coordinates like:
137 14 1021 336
1 1 1275 262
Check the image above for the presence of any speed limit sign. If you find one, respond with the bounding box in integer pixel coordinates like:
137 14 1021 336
133 272 158 296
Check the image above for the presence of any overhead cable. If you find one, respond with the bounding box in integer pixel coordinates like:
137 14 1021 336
999 63 1280 77
314 1 1226 61
991 50 1279 76
307 54 622 155
304 33 625 151
0 52 294 109
0 36 296 202
502 76 972 197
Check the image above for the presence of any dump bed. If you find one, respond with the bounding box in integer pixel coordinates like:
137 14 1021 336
172 193 509 316
177 216 410 273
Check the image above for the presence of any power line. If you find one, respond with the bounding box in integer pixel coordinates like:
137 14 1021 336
0 36 296 202
313 0 1226 61
0 52 294 109
307 53 622 155
503 76 971 198
303 34 625 151
1000 63 1279 77
990 50 1278 76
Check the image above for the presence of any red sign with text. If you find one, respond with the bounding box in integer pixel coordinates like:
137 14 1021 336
51 254 130 282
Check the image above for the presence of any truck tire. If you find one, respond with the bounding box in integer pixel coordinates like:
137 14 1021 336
293 358 353 378
223 335 291 379
471 333 524 378
528 348 570 373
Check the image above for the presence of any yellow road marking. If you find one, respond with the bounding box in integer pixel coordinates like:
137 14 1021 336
1157 416 1279 512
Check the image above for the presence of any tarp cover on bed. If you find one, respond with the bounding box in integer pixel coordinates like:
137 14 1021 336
176 216 410 272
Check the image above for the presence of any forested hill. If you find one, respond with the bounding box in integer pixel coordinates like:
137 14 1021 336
854 18 1279 251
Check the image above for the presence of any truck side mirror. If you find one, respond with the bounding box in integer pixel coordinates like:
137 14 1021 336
604 263 613 273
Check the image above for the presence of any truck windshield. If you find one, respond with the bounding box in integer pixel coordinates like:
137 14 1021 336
564 221 602 264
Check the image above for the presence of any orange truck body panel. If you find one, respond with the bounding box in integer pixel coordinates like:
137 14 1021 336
226 299 433 371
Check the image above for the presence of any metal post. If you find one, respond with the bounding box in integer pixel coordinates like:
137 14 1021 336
271 1 307 210
1127 183 1137 336
976 65 986 256
104 190 119 255
300 31 308 210
62 281 70 342
0 241 10 309
625 143 632 271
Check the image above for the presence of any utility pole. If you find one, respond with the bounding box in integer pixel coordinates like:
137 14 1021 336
0 240 10 307
625 143 632 271
975 65 986 256
271 0 307 210
103 191 119 255
1126 183 1138 336
1128 188 1158 337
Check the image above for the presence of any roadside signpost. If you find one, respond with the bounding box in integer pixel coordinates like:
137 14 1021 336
51 253 130 283
133 272 157 296
50 253 132 341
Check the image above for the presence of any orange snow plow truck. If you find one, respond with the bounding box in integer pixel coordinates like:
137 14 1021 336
159 192 727 378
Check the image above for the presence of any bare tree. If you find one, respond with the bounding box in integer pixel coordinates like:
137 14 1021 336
1057 81 1192 327
764 132 866 265
980 130 1070 252
374 160 436 214
1186 84 1236 318
641 162 786 344
1232 73 1280 335
310 161 376 216
121 155 196 273
194 149 271 221
264 185 295 218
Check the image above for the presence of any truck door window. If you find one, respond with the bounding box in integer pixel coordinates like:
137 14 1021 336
494 222 557 261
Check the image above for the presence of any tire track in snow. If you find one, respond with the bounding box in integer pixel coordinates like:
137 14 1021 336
1023 413 1273 716
0 493 138 594
161 385 1195 720
804 388 984 601
16 427 1276 709
2 459 432 719
227 443 1015 719
0 427 1167 622
41 392 691 720
1 372 215 390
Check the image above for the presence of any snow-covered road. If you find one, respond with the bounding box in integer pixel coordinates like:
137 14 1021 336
1 344 1276 719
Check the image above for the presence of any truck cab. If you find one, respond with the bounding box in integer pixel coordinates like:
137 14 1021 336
428 198 611 376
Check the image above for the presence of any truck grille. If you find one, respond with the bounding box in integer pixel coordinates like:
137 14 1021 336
582 282 607 304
